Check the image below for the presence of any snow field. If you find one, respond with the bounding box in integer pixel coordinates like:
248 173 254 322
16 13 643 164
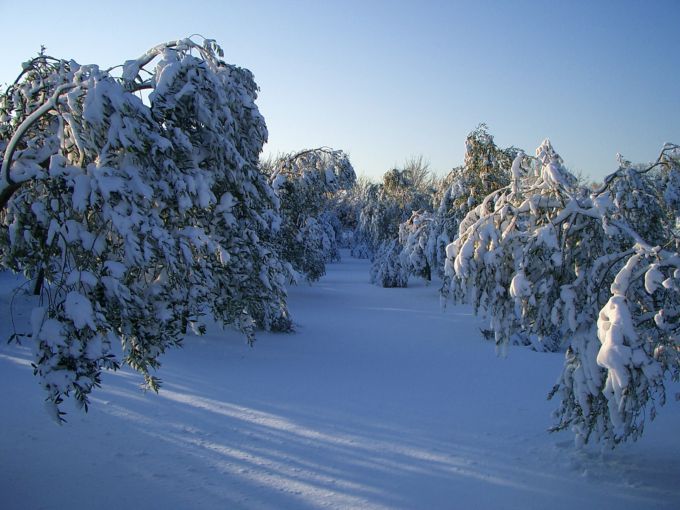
1 255 679 509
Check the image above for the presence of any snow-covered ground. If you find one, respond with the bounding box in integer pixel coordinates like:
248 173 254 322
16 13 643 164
2 254 679 509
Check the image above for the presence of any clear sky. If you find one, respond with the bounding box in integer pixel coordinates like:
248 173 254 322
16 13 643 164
1 0 678 182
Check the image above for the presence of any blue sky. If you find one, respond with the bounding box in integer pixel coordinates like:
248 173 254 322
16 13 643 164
1 0 678 182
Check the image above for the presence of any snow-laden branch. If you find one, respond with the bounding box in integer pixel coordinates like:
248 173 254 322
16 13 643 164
593 142 680 198
1 82 74 196
118 37 224 86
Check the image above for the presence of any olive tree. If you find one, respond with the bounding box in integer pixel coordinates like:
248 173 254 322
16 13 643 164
1 37 290 419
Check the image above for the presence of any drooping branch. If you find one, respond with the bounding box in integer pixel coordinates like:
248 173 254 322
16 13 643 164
117 36 224 88
593 143 680 198
0 82 75 205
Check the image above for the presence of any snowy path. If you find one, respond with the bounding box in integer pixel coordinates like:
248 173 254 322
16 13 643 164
2 256 679 509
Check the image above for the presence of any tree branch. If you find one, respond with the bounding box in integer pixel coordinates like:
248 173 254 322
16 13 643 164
0 82 74 205
593 143 680 198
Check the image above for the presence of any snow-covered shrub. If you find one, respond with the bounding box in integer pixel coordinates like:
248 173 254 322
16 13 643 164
0 38 290 417
268 148 355 282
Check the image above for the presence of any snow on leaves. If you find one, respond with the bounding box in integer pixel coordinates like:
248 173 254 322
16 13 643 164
267 148 356 282
444 138 680 446
1 37 291 417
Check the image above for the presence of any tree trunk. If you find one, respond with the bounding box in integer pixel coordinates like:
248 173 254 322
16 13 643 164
33 268 45 296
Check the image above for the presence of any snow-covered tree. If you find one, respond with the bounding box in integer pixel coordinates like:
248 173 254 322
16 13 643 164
431 125 517 281
354 159 435 259
399 209 434 282
446 141 580 351
369 238 409 288
594 244 679 442
655 144 680 231
608 159 671 246
445 138 680 446
351 160 435 287
549 143 680 445
355 182 400 256
327 185 362 249
267 148 356 282
0 38 290 418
